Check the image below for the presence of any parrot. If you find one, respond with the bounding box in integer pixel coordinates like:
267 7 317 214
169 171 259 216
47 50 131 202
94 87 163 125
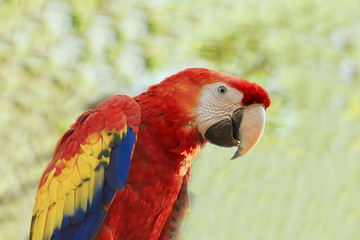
29 68 270 240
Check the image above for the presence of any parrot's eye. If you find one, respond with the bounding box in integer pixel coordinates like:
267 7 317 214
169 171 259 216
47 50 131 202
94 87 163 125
217 86 227 95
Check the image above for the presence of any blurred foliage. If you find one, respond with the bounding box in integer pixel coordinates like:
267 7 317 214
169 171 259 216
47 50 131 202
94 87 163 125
1 0 360 239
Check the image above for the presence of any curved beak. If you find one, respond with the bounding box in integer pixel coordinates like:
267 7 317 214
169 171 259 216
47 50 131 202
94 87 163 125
231 105 265 159
204 105 266 159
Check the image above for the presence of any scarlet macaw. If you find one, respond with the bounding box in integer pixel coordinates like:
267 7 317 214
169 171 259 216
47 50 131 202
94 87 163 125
29 68 270 240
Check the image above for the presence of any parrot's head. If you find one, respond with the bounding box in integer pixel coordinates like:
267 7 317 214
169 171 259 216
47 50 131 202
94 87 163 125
156 68 270 159
195 72 270 159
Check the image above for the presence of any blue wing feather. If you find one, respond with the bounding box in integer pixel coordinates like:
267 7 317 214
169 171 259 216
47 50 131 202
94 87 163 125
105 125 136 191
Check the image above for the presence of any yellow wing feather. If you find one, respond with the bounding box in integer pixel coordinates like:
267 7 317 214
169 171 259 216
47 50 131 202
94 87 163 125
30 126 127 240
87 167 95 207
63 189 75 217
44 204 57 239
75 181 88 213
34 207 48 240
54 197 65 231
48 178 58 205
77 157 92 180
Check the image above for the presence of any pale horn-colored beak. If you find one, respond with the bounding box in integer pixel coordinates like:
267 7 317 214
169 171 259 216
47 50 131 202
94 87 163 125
231 105 266 159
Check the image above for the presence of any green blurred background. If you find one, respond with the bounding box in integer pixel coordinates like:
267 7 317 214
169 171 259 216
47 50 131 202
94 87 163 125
1 0 360 239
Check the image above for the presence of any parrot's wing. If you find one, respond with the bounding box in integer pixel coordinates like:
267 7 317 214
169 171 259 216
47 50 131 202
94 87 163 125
30 95 141 240
159 168 191 240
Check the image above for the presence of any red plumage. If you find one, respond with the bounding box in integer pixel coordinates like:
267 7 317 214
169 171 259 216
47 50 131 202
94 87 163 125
95 68 270 239
30 68 270 240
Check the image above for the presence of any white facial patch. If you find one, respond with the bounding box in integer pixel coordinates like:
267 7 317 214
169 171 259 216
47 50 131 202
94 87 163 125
195 83 244 138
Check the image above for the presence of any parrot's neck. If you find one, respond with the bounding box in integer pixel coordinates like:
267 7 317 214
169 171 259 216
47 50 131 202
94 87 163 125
132 91 205 178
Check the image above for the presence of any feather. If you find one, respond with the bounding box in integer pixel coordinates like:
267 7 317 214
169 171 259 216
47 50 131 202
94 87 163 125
56 179 65 201
59 177 71 195
29 95 141 240
63 189 75 218
48 178 58 205
80 143 93 156
87 167 95 209
73 189 85 223
44 204 57 239
54 197 65 235
90 167 104 213
76 181 89 217
69 167 82 188
77 157 91 180
81 152 99 170
39 191 50 212
101 129 113 146
35 207 48 240
105 125 135 191
90 136 103 159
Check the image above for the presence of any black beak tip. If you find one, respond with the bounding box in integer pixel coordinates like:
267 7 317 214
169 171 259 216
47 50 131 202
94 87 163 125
230 146 242 160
